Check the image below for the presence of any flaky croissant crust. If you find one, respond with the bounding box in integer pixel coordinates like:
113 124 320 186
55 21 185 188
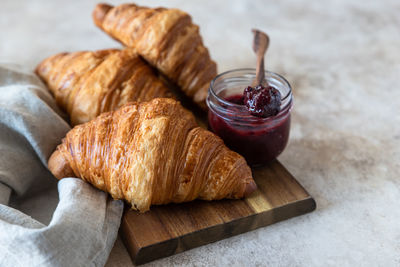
48 98 256 212
93 3 217 109
36 48 172 125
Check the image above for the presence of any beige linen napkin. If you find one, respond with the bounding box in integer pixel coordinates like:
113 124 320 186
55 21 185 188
0 63 123 267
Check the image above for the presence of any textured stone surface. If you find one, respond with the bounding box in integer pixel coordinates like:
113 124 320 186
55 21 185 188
1 0 399 266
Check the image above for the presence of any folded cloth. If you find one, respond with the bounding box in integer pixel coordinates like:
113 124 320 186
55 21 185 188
0 64 124 267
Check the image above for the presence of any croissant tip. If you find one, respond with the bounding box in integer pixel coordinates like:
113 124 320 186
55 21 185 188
93 3 113 27
35 58 49 76
243 180 257 197
34 64 41 76
48 149 75 180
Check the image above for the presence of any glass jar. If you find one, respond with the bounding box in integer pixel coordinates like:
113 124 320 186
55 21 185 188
206 68 293 167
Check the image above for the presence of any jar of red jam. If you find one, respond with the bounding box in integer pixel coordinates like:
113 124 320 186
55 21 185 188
206 68 293 166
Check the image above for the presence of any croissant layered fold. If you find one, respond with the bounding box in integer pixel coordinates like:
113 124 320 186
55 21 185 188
48 98 256 212
35 48 172 125
92 3 217 109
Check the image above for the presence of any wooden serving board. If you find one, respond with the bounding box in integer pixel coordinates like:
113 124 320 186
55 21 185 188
120 160 316 265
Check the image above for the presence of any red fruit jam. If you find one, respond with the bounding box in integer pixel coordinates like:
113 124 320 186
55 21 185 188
243 85 282 117
208 95 290 166
206 69 293 166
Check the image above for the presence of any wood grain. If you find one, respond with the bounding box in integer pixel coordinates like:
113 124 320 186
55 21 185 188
120 160 316 265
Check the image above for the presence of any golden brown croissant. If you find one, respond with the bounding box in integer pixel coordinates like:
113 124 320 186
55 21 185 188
48 98 256 212
35 48 172 125
92 3 217 110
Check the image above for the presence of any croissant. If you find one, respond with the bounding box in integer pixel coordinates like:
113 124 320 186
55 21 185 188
48 98 256 212
92 3 217 110
35 48 172 125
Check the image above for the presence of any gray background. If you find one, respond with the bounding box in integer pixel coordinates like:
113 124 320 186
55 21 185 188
1 0 399 266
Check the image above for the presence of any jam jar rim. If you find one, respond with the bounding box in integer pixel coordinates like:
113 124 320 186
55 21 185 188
207 68 293 124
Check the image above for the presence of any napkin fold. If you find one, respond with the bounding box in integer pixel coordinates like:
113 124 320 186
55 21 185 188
0 64 123 267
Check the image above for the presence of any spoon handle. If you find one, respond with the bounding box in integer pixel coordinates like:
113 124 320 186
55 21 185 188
252 29 270 86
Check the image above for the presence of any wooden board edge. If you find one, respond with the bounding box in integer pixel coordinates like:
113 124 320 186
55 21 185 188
121 196 316 265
